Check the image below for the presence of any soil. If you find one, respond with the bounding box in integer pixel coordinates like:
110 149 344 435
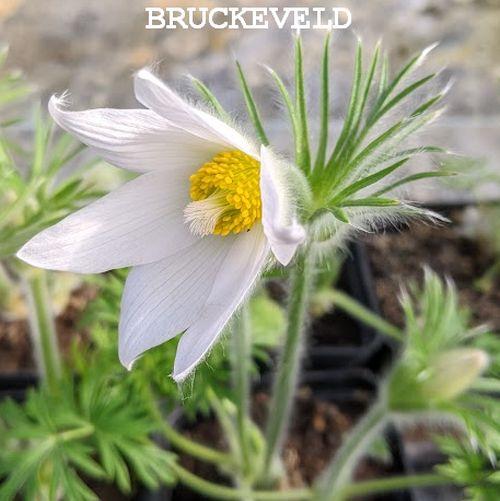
364 209 500 329
174 387 394 501
0 285 97 373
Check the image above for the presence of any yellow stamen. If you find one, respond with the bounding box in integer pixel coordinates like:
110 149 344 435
185 150 261 236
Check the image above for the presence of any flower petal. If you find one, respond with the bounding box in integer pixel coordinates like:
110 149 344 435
119 235 232 369
49 96 221 173
260 146 306 266
134 69 258 158
17 170 196 273
173 225 269 381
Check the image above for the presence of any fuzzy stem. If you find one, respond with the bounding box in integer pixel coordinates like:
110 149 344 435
160 417 232 467
262 250 312 484
231 304 252 471
341 473 454 498
315 397 388 501
170 460 312 500
23 267 61 392
331 289 404 342
146 386 232 467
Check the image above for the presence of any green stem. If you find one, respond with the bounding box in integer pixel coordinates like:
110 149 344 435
262 251 312 484
170 460 312 500
170 462 454 501
331 289 403 342
58 424 95 443
315 397 388 501
160 417 232 467
147 386 232 467
23 267 61 392
341 473 453 499
472 377 500 394
231 304 252 471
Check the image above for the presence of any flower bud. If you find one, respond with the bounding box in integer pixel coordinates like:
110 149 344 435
421 348 489 401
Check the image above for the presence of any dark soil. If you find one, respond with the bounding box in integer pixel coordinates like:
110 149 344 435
174 387 394 500
311 309 365 347
365 209 500 329
0 285 97 373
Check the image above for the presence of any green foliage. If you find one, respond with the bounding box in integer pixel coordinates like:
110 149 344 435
0 370 175 500
0 110 100 259
310 42 447 223
400 268 487 360
78 270 285 419
0 45 30 120
389 269 491 410
437 434 500 500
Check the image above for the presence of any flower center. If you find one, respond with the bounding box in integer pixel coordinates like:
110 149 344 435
184 150 261 237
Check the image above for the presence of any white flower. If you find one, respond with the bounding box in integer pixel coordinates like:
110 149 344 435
17 69 305 381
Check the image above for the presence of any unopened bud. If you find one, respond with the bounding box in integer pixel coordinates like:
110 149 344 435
422 348 489 401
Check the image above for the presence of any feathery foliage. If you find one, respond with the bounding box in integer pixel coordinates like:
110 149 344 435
0 110 100 259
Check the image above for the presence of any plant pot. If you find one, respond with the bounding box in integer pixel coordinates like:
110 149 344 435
306 240 398 374
0 371 37 401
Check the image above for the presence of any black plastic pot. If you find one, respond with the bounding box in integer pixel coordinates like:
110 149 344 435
306 240 398 374
0 371 37 401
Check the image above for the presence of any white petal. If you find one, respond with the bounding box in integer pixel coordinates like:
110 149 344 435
134 69 258 158
17 170 196 273
49 96 221 173
173 226 269 381
119 236 232 369
260 146 306 266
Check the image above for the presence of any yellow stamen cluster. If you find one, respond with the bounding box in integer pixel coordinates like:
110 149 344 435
187 150 261 236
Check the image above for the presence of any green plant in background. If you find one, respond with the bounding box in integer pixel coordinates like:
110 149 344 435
441 154 500 292
0 372 176 499
0 45 30 125
0 35 498 501
0 110 100 259
318 269 498 500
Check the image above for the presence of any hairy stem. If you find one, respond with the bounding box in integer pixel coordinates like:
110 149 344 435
147 386 232 467
23 267 61 392
315 397 388 501
170 461 455 501
342 473 454 498
262 250 312 484
231 304 252 472
170 460 311 500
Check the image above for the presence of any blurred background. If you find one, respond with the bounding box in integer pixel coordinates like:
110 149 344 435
1 0 499 200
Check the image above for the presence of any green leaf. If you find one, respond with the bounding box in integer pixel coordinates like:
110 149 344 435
294 36 311 172
314 32 331 171
373 170 453 196
330 157 409 203
189 76 229 121
340 196 400 207
235 61 269 146
330 207 350 223
326 39 363 171
369 73 435 125
266 65 299 153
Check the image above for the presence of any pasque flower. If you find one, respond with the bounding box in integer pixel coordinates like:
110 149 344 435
17 69 306 381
